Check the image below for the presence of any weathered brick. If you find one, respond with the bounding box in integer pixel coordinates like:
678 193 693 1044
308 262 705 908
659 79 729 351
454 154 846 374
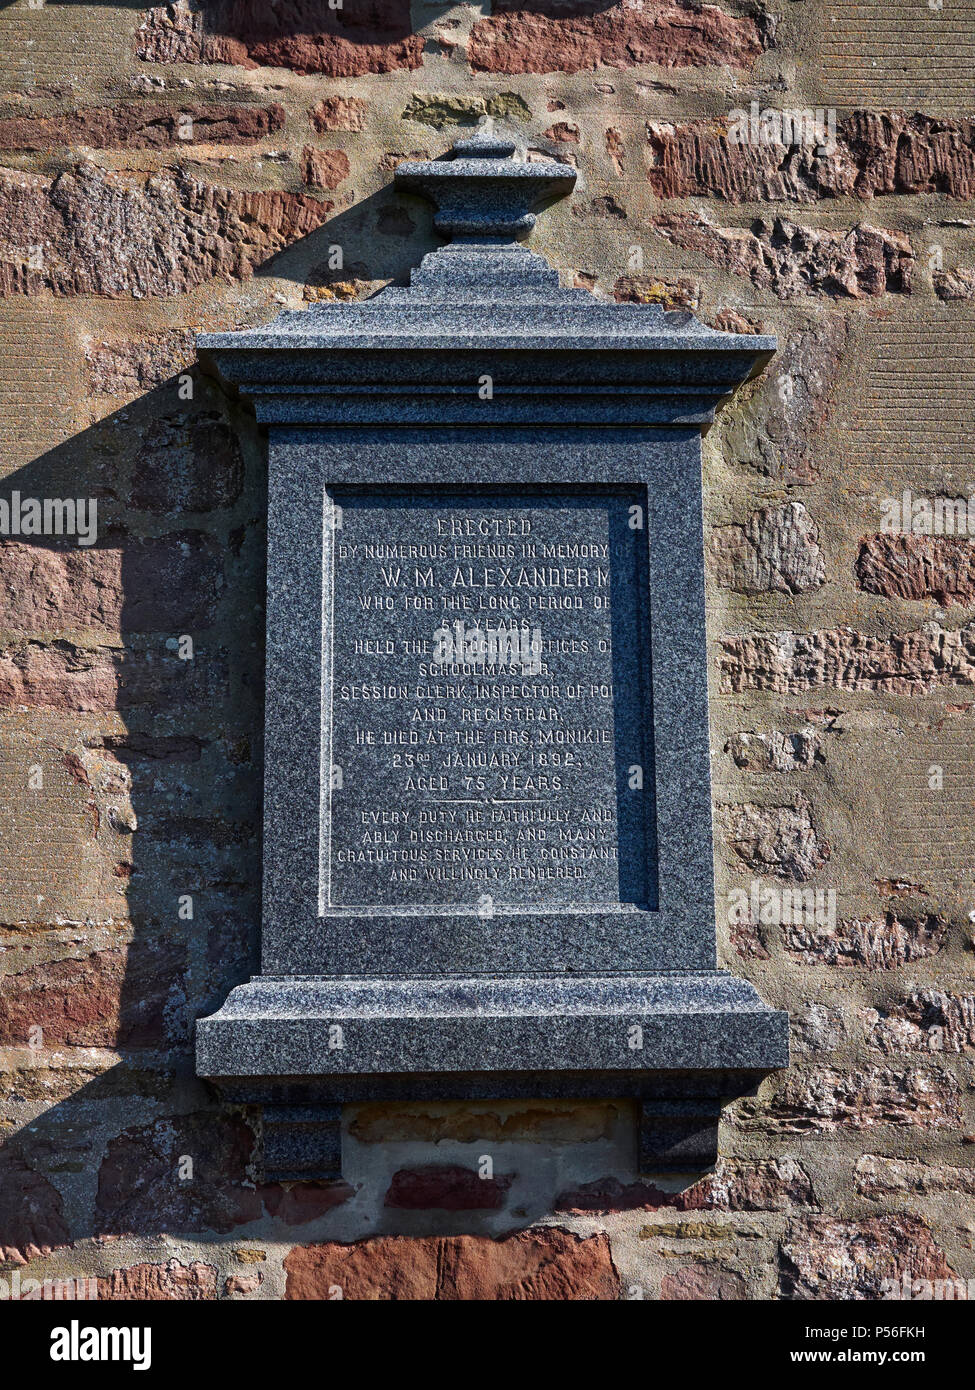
129 412 244 513
0 642 116 711
725 729 822 772
0 641 228 713
86 330 196 394
661 1264 747 1300
719 797 829 880
934 266 975 300
606 126 624 174
870 988 975 1053
756 1066 961 1132
712 308 760 334
96 1112 262 1235
647 111 975 203
720 625 975 694
302 147 351 191
224 1272 262 1295
263 1182 354 1224
310 97 368 133
613 275 700 310
0 534 224 632
654 213 913 299
857 535 975 606
719 316 847 483
0 943 185 1048
784 913 948 968
304 260 376 303
729 916 770 959
555 1158 815 1214
779 1215 954 1299
711 502 826 594
401 92 531 129
384 1164 513 1210
97 1259 217 1299
792 1002 847 1053
0 102 285 151
468 1 767 76
0 1153 70 1265
136 0 424 75
0 163 332 297
284 1229 618 1300
855 1154 975 1197
0 1053 112 1105
544 121 579 143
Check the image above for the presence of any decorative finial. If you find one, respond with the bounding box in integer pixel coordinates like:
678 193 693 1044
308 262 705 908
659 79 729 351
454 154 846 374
395 131 577 242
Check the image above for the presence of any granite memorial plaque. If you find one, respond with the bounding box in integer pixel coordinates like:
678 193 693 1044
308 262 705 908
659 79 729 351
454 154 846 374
195 132 789 1180
326 488 653 914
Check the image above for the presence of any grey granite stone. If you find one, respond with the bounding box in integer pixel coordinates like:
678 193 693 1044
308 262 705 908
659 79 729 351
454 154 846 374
194 132 788 1177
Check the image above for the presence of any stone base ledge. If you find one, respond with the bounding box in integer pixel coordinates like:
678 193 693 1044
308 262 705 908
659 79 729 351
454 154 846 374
196 971 788 1079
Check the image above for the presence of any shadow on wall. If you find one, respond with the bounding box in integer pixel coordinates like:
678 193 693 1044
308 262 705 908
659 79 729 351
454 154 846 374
0 0 432 51
0 0 634 69
0 171 704 1293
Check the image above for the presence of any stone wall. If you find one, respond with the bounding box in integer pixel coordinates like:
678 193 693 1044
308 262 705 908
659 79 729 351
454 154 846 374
1 0 974 1301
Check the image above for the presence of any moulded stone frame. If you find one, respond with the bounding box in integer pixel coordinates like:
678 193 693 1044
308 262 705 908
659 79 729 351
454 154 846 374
262 426 715 979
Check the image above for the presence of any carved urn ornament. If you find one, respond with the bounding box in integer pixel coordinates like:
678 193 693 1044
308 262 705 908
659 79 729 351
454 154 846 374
195 129 788 1180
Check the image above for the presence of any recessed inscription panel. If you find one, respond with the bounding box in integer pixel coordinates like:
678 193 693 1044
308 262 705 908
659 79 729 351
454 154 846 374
323 490 655 913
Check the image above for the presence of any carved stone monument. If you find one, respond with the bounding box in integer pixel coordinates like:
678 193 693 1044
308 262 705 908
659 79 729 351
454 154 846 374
195 131 789 1180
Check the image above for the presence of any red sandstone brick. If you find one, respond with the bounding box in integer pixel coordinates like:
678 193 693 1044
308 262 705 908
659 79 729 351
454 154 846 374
263 1181 354 1224
719 625 975 694
136 0 423 76
613 275 700 310
0 534 223 633
756 1065 961 1132
0 163 332 297
784 913 948 968
646 111 975 203
0 641 228 712
0 1153 71 1265
224 1272 262 1295
129 412 244 513
96 1112 262 1236
302 147 351 191
0 943 185 1048
98 1259 217 1299
310 97 368 132
855 1154 975 1197
654 213 913 299
384 1164 513 1210
661 1264 748 1300
710 502 826 594
86 331 196 395
870 988 975 1053
719 797 829 880
285 1229 618 1300
857 534 975 605
468 1 766 76
780 1215 955 1299
555 1158 815 1214
0 102 285 151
